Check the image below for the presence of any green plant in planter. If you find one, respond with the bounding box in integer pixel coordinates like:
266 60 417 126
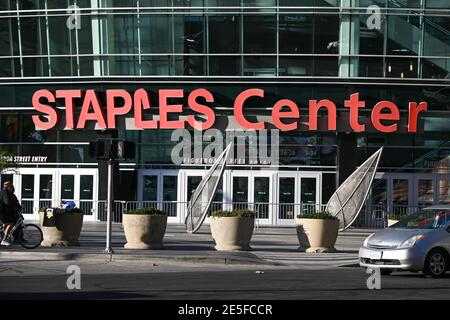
297 211 338 220
211 210 256 218
124 207 167 215
389 213 407 221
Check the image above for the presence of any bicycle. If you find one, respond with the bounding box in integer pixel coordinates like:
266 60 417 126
0 213 43 249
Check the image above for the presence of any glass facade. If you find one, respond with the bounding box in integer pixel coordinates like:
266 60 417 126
0 0 450 79
0 0 449 219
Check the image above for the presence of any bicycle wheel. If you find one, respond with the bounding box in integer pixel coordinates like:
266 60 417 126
18 224 43 249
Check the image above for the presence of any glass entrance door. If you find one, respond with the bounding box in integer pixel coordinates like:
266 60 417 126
300 177 316 213
162 175 178 217
392 177 412 215
79 175 94 218
438 177 450 205
232 176 249 211
278 177 296 221
142 175 158 203
139 170 181 222
415 177 434 208
39 174 54 212
254 177 270 220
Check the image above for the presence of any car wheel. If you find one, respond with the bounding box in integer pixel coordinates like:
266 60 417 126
424 249 448 278
380 269 393 276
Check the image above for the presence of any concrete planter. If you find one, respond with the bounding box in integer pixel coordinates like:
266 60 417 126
295 218 339 253
39 210 83 246
123 214 167 249
210 217 254 251
388 219 400 227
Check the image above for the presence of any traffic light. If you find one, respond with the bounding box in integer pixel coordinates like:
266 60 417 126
113 140 135 160
89 140 108 159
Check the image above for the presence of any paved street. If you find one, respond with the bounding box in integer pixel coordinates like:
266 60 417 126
0 223 448 300
0 259 449 300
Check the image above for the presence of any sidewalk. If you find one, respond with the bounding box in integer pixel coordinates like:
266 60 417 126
0 223 375 267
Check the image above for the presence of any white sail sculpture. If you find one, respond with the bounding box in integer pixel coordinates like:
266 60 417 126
185 143 232 234
326 147 383 231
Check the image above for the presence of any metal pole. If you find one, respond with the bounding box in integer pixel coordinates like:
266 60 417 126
105 158 114 254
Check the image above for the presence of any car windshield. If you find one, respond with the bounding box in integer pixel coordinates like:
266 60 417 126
392 209 450 229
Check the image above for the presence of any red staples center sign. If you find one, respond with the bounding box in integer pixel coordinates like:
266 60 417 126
31 88 428 133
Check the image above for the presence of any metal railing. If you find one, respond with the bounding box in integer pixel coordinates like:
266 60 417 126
18 198 431 228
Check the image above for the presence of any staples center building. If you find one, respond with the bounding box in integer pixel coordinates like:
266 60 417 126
0 0 449 226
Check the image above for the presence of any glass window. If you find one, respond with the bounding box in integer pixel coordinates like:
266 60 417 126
301 178 316 204
279 177 295 219
107 56 140 76
280 56 338 76
0 115 20 142
393 179 409 212
358 57 384 78
426 1 450 9
0 58 19 77
51 57 78 76
141 56 171 75
389 0 421 8
174 56 205 75
422 58 450 79
208 15 240 53
19 17 47 56
418 179 434 206
209 56 240 76
439 179 450 205
162 175 178 216
79 56 94 76
315 57 339 76
423 17 450 57
244 57 276 76
78 14 93 54
233 177 249 203
61 175 75 200
279 0 317 6
314 15 339 54
174 15 205 54
386 16 421 56
143 175 158 201
39 175 53 199
254 177 269 219
48 16 76 56
386 58 418 79
371 179 387 206
244 15 276 53
208 0 241 6
80 175 94 200
140 15 171 54
0 17 20 57
21 175 34 199
243 0 276 6
187 176 202 201
23 57 49 77
279 15 313 54
163 176 177 202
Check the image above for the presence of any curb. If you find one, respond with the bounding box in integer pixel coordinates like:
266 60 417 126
0 250 282 266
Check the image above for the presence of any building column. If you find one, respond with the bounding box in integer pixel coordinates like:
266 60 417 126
339 0 360 77
336 132 357 188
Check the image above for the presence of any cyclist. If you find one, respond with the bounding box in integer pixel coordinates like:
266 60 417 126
0 181 21 246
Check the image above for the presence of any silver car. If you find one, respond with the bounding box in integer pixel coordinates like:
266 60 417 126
359 205 450 278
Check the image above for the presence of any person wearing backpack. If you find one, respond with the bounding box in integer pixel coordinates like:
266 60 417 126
0 181 21 246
